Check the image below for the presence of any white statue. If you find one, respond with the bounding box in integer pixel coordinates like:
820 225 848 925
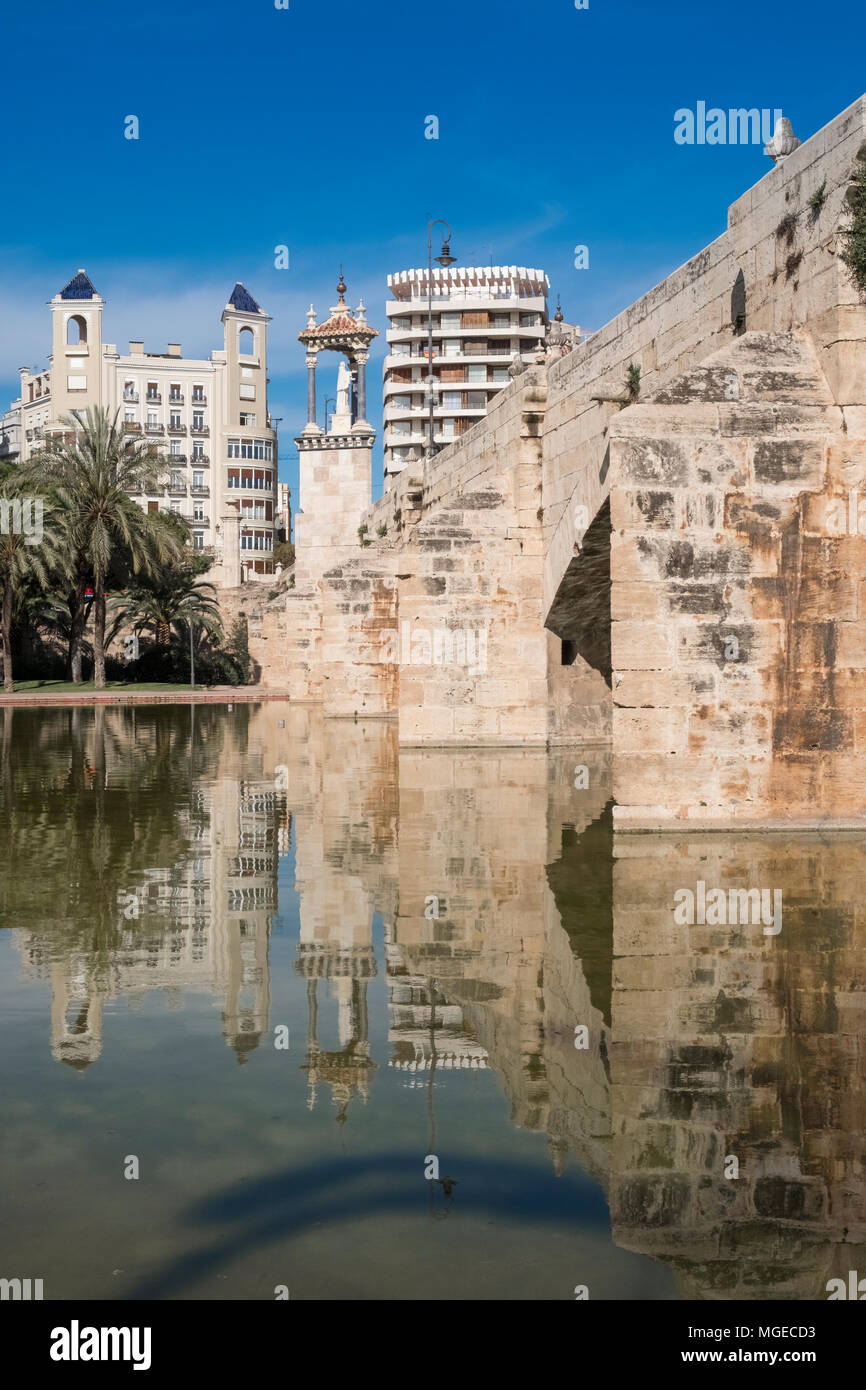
765 117 800 164
336 359 352 417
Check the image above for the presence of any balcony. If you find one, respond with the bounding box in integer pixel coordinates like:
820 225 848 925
145 392 161 404
145 423 164 435
191 393 207 405
169 393 184 404
190 424 209 436
123 390 139 403
25 427 43 442
168 423 186 435
190 453 210 464
191 514 210 527
169 453 187 463
191 485 210 496
167 484 188 496
123 422 143 434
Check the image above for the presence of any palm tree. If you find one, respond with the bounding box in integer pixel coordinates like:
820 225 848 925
29 408 181 687
109 569 222 650
0 489 66 691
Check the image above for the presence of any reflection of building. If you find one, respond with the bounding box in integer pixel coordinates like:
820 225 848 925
385 935 487 1073
15 731 280 1068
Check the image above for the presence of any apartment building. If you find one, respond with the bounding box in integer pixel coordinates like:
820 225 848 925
382 265 550 484
3 271 278 583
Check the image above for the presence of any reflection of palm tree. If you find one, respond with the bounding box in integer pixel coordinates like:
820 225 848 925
0 705 227 967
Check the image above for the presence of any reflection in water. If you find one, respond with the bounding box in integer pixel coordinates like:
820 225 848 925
0 703 862 1300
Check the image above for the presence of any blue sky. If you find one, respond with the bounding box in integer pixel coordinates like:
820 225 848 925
1 0 863 503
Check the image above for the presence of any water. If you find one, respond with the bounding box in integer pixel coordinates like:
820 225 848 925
0 703 861 1301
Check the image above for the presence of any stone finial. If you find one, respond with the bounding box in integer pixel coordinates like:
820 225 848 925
306 304 317 328
508 352 527 378
336 265 347 304
554 295 564 324
356 298 367 325
765 117 800 164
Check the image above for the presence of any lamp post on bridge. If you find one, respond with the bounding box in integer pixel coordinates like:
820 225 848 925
425 219 456 463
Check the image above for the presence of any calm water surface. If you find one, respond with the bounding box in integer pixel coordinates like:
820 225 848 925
0 703 861 1300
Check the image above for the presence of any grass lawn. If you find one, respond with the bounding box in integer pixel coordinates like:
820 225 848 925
10 680 196 693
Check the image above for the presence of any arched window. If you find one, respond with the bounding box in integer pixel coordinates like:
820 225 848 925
239 326 255 356
67 315 87 345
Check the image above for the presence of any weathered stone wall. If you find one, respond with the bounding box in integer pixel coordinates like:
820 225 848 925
611 832 866 1299
609 329 866 827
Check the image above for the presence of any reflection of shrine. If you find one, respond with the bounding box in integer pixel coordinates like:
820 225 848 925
296 948 377 1120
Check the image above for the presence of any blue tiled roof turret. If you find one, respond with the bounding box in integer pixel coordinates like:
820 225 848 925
60 270 98 300
228 282 262 314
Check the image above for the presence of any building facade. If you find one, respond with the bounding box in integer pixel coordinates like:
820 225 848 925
3 271 278 583
382 265 552 485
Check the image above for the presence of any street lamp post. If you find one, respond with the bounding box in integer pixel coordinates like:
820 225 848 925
426 219 456 462
188 602 195 690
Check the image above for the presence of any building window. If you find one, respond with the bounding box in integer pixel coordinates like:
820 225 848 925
194 505 204 521
192 386 204 402
443 339 461 358
239 384 256 401
170 440 181 457
170 411 181 428
193 442 203 458
170 499 181 513
193 411 204 431
520 313 540 327
125 407 135 423
146 383 159 400
147 409 158 427
467 364 486 384
193 471 204 490
239 413 256 427
239 327 255 355
193 531 204 550
171 470 182 488
67 375 87 391
442 392 461 410
66 315 87 345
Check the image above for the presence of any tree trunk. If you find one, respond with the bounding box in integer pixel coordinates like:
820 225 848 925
93 585 106 689
68 583 87 684
2 576 14 692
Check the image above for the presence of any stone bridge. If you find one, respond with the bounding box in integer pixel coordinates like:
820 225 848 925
253 94 866 830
